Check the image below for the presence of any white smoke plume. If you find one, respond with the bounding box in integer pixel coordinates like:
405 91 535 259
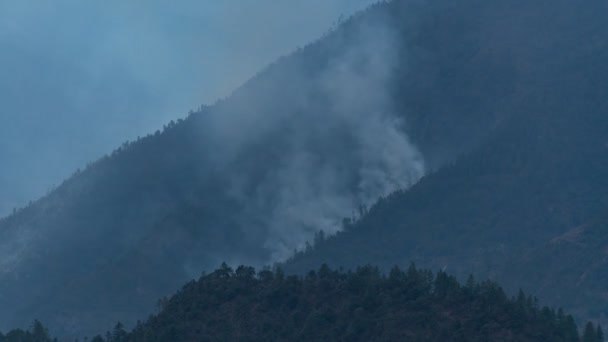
202 12 426 261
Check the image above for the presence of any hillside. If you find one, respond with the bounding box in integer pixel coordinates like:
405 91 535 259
286 0 608 327
114 265 583 342
2 0 608 337
285 102 608 324
2 266 596 341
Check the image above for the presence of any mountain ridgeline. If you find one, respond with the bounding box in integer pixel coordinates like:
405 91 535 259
1 0 608 337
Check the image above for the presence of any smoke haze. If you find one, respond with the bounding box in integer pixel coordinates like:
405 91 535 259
0 0 376 217
0 0 430 289
0 2 431 335
198 10 425 260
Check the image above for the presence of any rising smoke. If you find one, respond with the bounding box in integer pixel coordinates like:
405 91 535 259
0 0 377 218
200 11 425 261
0 2 427 336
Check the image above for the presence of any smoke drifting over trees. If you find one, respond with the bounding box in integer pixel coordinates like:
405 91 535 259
0 3 427 336
0 0 375 218
201 12 425 259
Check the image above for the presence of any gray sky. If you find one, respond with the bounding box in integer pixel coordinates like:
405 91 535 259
0 0 376 217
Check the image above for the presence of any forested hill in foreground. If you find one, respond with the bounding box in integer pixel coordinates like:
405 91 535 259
3 266 600 341
82 265 596 341
2 0 608 337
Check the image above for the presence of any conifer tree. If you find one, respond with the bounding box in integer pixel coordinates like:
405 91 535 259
583 322 598 342
596 325 604 342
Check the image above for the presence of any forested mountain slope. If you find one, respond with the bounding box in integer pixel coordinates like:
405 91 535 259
286 0 608 327
1 0 607 337
286 101 608 324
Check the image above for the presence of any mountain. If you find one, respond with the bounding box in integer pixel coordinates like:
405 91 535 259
285 0 608 328
0 1 478 336
2 0 608 337
285 102 608 323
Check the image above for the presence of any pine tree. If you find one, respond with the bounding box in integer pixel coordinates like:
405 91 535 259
110 322 128 342
31 320 51 341
583 322 598 342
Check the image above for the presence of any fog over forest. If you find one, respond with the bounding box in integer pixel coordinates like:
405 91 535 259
0 0 375 218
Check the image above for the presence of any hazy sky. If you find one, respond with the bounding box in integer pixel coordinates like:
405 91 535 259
0 0 376 217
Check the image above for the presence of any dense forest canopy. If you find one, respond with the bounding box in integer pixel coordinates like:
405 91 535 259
4 265 602 342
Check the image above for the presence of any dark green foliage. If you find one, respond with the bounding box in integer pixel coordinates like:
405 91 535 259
110 323 127 342
0 320 55 342
118 264 580 342
582 322 602 342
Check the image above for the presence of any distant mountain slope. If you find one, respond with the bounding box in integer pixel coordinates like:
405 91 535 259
513 213 608 327
2 0 607 337
286 99 608 319
285 0 608 327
